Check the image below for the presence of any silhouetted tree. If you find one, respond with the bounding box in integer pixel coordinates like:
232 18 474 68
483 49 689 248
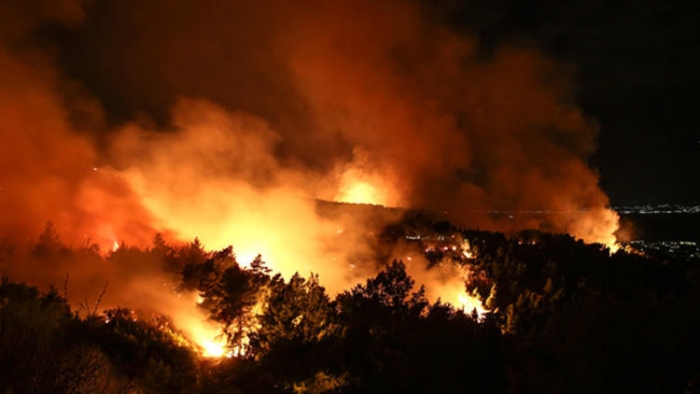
0 278 127 393
84 308 198 393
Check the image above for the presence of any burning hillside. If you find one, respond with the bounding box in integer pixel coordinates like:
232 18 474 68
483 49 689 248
2 216 693 393
0 1 631 389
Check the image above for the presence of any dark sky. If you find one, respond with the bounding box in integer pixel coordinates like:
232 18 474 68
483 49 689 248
44 0 700 206
429 0 700 205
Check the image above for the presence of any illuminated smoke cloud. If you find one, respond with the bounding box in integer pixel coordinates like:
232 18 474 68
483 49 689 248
107 97 382 292
272 1 618 245
55 0 617 244
0 0 157 247
0 0 619 355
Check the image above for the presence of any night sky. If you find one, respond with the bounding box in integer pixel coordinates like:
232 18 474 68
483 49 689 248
446 0 700 205
410 0 700 205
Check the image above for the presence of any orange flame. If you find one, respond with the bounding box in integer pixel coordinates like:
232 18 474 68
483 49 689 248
168 293 231 358
461 240 474 259
335 166 396 206
441 278 488 318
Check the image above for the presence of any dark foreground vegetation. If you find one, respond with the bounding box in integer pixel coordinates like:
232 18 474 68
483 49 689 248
1 215 699 393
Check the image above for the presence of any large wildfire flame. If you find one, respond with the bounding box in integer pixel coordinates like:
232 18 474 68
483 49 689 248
336 168 391 206
0 0 620 357
171 294 230 358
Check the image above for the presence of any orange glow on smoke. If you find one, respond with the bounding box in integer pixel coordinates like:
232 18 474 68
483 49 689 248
461 240 474 259
192 325 229 358
0 0 629 362
404 254 489 319
439 279 487 317
335 166 395 206
337 180 382 205
567 206 620 250
458 293 487 316
169 293 231 358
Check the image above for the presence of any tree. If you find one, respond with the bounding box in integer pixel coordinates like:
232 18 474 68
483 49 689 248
252 273 334 354
33 221 65 257
247 273 342 391
0 278 125 393
84 308 198 393
334 261 506 393
186 250 273 354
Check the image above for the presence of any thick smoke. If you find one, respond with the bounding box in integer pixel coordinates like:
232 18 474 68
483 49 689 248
270 1 618 243
0 0 157 247
54 0 617 244
0 0 618 349
107 97 385 292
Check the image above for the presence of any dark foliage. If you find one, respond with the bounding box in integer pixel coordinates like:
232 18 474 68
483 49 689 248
1 216 699 393
81 308 199 393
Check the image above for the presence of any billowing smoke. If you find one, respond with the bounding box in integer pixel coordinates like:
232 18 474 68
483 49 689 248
0 0 164 248
107 97 387 292
52 0 617 244
269 1 618 244
0 0 618 352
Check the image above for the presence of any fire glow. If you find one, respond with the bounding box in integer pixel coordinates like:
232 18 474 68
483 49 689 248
335 166 396 207
0 0 623 361
167 293 232 358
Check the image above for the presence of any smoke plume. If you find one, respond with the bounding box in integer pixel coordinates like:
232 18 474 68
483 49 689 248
51 0 617 242
0 0 619 350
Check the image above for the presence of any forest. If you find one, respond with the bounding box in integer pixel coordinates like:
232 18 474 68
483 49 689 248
0 213 698 393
